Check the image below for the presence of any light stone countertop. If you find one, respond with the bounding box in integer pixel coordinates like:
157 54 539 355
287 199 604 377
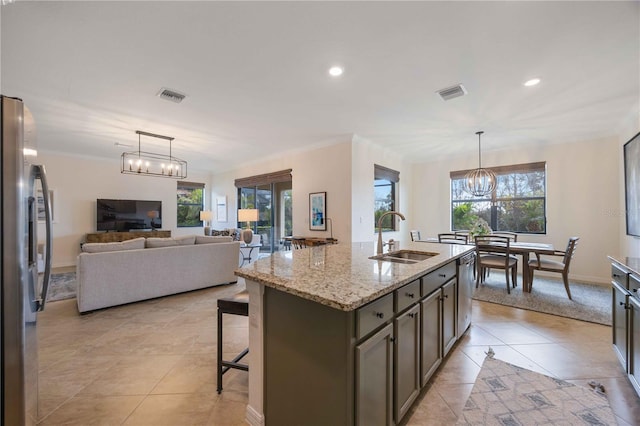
235 241 474 311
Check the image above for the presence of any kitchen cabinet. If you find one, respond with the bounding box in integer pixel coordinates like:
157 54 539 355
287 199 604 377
442 279 457 357
609 257 640 398
394 304 420 422
420 289 441 385
356 323 394 426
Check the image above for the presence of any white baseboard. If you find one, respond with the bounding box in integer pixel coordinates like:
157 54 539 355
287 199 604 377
245 405 264 426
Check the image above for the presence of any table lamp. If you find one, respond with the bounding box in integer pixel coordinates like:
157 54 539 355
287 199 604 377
238 209 259 244
200 210 213 235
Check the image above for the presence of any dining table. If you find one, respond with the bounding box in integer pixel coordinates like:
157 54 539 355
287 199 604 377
419 237 554 293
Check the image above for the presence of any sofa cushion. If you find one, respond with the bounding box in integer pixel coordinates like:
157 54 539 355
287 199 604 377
82 237 146 253
173 235 196 246
195 235 233 244
146 237 178 248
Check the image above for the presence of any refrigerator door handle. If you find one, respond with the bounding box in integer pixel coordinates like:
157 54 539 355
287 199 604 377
33 164 52 311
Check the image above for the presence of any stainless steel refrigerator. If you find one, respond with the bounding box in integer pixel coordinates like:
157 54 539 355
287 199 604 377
1 95 52 425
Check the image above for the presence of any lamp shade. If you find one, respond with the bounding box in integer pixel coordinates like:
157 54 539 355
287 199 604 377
238 209 259 223
199 211 213 222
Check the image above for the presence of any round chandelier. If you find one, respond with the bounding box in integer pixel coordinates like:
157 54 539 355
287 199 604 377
463 131 496 197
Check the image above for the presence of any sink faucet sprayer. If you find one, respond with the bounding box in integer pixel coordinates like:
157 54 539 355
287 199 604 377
377 211 406 254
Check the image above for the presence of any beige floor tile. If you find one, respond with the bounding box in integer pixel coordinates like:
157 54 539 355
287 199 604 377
431 383 474 417
473 321 553 345
123 393 216 425
401 383 457 425
456 323 506 347
38 289 639 425
78 355 182 396
460 344 554 377
39 395 144 426
512 342 626 380
151 354 218 394
205 399 248 426
431 349 482 385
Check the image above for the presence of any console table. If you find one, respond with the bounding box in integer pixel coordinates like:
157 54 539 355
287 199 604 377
84 230 171 243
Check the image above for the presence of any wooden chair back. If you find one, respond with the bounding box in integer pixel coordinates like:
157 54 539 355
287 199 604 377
291 237 307 250
454 230 470 243
491 231 518 242
562 237 580 272
475 235 512 261
438 233 468 244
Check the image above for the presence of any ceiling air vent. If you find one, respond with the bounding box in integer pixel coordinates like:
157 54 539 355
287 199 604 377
157 87 186 103
436 84 467 101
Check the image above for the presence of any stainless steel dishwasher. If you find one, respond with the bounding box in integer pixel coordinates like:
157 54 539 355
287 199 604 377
457 252 475 335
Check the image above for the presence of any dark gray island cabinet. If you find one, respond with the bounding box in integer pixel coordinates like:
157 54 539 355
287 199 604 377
608 256 640 399
237 242 474 426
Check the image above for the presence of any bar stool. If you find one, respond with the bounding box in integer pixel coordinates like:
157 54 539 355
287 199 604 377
217 289 249 393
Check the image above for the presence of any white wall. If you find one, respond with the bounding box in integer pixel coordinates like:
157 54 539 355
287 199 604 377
38 151 212 267
411 137 620 284
352 136 413 243
209 141 353 244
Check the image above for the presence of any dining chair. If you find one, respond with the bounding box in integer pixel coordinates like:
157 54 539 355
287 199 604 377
454 230 471 244
528 237 579 299
291 237 307 250
475 235 518 294
491 231 518 242
438 233 468 244
410 230 421 241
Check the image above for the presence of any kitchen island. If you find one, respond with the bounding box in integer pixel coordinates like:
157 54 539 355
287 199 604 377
235 241 475 426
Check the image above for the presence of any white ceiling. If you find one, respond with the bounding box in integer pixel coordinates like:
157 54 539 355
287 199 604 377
2 1 639 173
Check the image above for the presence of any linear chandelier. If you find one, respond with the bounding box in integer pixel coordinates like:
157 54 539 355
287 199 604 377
121 130 187 179
463 131 496 197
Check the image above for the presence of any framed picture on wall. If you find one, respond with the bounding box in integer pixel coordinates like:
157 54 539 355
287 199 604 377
624 131 640 236
309 192 326 231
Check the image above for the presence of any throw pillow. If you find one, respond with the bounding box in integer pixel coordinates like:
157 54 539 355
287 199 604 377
82 237 146 253
146 237 178 248
195 235 233 244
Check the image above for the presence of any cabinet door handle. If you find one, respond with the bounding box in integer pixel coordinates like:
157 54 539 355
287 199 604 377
633 289 638 293
408 313 416 318
375 312 384 319
613 273 621 278
444 294 449 299
438 273 446 278
405 292 415 298
620 301 626 306
390 337 395 343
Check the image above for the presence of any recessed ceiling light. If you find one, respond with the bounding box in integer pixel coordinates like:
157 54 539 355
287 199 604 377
524 78 541 87
329 66 344 77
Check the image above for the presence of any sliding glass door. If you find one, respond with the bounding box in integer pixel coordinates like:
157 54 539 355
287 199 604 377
238 181 292 253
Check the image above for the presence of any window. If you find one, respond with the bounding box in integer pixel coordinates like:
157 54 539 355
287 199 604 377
177 181 204 227
450 162 546 234
374 164 400 232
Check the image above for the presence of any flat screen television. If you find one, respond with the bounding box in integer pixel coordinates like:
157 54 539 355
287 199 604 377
624 132 640 236
97 199 162 232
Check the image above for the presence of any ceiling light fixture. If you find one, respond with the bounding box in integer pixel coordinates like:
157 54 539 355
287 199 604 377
328 66 344 77
524 78 541 87
121 130 187 179
463 131 496 197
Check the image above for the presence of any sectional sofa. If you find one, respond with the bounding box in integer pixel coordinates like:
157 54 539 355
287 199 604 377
76 235 240 313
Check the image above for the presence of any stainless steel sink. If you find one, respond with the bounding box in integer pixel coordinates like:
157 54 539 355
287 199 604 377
369 250 438 264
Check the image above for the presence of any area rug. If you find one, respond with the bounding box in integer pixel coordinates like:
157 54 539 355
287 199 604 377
457 352 617 425
46 272 77 302
472 272 611 326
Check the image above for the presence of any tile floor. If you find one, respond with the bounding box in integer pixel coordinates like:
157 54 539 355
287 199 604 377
37 279 640 425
